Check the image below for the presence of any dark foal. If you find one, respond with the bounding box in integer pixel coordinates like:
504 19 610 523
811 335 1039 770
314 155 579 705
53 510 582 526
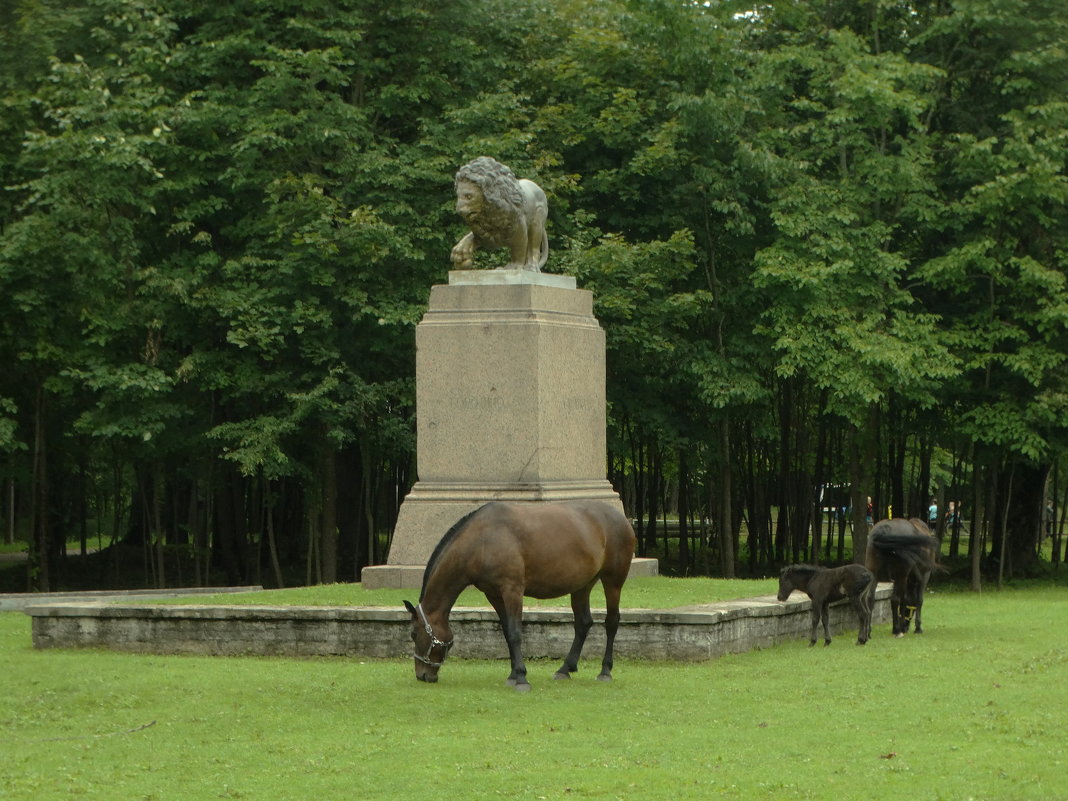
777 563 876 646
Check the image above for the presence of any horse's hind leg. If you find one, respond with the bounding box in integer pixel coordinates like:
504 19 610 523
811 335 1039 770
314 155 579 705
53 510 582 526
598 580 623 681
859 585 874 643
851 593 869 645
820 603 832 646
555 585 594 680
865 576 877 642
913 572 930 634
891 578 906 637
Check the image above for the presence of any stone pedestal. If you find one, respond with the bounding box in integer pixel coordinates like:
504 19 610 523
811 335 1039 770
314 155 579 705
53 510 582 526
361 269 651 589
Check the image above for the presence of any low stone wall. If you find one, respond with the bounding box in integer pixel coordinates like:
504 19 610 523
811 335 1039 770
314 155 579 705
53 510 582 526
0 586 262 612
25 585 892 661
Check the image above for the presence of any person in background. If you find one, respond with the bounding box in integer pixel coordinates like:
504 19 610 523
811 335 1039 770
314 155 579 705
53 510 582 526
944 501 960 528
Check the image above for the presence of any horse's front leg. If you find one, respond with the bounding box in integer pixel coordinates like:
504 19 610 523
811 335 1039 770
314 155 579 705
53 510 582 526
486 590 530 691
820 602 832 646
808 607 820 646
555 587 594 680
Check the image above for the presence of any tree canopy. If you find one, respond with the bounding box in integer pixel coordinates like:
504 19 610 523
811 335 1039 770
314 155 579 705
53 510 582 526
2 0 1066 590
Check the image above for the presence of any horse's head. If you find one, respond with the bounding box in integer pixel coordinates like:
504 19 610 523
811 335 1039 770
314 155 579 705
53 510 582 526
403 600 454 683
776 566 795 602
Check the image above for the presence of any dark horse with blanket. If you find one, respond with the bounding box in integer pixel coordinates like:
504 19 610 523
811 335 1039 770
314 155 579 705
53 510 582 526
403 501 636 692
777 563 876 646
865 518 940 637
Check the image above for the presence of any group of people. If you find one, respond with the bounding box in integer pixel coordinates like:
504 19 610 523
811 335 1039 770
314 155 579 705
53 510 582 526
927 500 962 530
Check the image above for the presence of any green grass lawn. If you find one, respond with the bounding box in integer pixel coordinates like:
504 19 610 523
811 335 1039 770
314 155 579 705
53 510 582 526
3 580 1067 801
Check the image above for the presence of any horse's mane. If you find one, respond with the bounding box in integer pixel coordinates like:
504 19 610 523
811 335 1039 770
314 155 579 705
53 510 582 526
419 505 488 601
782 564 821 575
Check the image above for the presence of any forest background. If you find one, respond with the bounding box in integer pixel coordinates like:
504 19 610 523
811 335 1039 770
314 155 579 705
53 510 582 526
1 0 1066 593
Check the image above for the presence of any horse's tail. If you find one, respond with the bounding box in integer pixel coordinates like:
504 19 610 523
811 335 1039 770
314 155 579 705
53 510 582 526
857 569 877 616
861 568 877 598
869 524 940 573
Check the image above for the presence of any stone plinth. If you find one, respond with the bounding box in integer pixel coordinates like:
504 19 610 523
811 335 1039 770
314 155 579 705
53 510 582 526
363 269 634 588
24 584 893 660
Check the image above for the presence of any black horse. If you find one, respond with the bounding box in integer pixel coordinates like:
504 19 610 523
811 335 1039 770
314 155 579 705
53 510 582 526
864 518 940 637
777 563 876 646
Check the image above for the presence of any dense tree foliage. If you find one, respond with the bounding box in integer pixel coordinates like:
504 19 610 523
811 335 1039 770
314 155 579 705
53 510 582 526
1 0 1065 590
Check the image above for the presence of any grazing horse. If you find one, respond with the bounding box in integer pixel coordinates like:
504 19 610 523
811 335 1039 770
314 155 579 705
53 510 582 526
777 564 876 646
864 518 940 637
402 501 636 692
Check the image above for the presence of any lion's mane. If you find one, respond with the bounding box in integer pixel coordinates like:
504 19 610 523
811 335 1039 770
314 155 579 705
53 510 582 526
454 156 524 249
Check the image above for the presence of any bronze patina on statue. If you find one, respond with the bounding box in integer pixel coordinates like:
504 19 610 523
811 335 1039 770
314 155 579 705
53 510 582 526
450 156 549 272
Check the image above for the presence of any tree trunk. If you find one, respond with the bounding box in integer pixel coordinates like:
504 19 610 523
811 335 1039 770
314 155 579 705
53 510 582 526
153 461 166 589
969 458 987 592
264 480 285 589
1002 460 1048 579
718 417 735 578
847 410 877 562
811 400 827 565
7 476 16 545
677 450 690 570
30 385 50 592
320 444 338 584
644 446 661 559
775 382 792 563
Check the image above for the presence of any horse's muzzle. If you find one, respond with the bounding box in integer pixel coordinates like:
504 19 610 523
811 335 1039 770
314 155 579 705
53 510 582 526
415 663 440 683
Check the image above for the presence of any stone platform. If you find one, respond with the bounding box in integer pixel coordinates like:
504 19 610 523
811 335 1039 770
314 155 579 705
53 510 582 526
23 584 892 661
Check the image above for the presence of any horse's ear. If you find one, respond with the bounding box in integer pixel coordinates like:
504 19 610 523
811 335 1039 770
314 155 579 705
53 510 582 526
403 599 417 619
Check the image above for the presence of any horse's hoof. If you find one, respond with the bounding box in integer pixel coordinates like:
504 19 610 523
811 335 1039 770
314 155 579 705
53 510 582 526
514 682 532 693
596 673 612 682
894 632 905 639
824 640 831 647
553 671 571 680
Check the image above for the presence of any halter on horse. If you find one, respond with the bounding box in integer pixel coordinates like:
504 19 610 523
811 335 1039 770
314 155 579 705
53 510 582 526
403 500 636 692
864 518 940 637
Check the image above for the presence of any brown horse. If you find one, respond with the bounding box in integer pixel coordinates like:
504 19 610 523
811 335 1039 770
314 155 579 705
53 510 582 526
777 563 876 646
403 501 636 692
864 518 940 637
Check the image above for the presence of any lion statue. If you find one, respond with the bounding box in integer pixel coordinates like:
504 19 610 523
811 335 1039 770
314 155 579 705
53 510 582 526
450 156 549 272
